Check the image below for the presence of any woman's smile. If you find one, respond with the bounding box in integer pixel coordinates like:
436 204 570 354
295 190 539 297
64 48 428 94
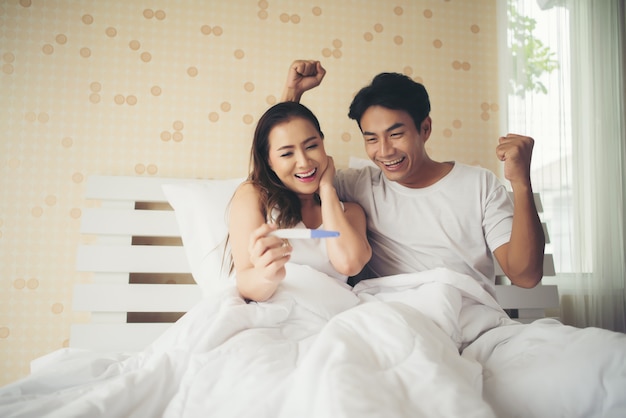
295 167 318 182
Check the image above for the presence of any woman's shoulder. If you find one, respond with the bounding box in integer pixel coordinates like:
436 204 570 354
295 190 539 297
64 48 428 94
341 201 366 216
229 181 267 224
341 200 358 210
231 181 262 204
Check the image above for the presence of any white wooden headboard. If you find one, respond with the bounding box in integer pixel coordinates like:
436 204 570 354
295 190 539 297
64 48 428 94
71 175 558 352
72 176 202 351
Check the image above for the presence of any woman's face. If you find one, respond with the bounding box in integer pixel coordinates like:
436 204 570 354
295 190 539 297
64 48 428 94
267 117 328 195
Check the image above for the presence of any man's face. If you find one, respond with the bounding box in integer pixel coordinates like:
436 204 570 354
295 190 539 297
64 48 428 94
360 106 431 188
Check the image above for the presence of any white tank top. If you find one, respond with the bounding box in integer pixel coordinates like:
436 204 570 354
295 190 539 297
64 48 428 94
269 208 348 283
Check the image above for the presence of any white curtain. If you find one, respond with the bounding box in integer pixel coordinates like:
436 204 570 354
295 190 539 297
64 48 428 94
499 0 626 331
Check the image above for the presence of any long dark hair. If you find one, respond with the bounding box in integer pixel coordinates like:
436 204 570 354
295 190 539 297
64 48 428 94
249 101 324 228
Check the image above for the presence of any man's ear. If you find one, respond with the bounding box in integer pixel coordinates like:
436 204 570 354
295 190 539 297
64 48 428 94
421 116 432 140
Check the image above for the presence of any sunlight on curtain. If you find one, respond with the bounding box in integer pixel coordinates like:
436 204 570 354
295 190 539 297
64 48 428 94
499 0 625 331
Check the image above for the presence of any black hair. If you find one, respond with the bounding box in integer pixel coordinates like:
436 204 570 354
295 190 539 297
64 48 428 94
348 72 431 132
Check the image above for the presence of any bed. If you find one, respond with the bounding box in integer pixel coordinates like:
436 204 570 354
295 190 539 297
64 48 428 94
71 174 558 352
1 174 625 418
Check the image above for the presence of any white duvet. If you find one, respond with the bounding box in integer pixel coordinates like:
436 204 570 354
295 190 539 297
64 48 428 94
1 265 625 418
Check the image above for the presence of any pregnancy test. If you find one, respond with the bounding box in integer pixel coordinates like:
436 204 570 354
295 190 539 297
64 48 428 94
270 229 340 239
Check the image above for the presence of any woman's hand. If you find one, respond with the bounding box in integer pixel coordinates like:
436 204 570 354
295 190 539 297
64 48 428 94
248 223 292 283
281 59 326 102
229 183 292 301
318 155 336 193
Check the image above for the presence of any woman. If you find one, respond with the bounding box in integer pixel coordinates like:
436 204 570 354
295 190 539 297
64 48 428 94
228 101 371 302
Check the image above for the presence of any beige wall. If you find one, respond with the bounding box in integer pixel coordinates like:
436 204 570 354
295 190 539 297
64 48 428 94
0 0 499 385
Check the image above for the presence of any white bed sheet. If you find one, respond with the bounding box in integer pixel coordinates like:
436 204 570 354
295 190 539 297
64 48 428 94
1 265 625 418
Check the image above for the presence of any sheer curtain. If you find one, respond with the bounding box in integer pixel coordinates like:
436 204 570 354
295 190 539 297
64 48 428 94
499 0 625 331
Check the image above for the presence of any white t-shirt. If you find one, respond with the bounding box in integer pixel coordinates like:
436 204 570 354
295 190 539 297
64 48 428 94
334 163 513 296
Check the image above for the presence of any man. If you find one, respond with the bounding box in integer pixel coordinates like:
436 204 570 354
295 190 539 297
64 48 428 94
281 60 545 297
280 60 626 417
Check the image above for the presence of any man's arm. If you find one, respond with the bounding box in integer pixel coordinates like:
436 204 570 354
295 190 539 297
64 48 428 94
280 60 326 102
493 134 545 288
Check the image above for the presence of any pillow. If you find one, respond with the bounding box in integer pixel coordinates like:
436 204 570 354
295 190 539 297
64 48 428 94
162 178 244 298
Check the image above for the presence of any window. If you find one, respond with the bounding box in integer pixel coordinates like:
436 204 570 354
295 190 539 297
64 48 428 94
504 0 575 273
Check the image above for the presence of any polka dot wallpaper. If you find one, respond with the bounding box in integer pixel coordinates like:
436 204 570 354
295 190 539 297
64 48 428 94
0 0 499 385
